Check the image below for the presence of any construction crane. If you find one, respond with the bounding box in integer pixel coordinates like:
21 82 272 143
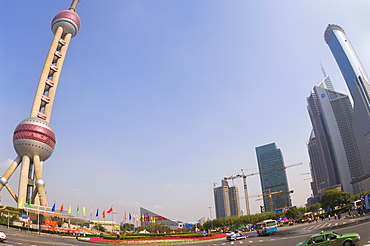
201 180 218 188
255 190 294 211
224 162 302 215
224 170 259 216
238 189 283 212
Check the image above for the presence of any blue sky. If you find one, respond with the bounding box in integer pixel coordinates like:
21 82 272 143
1 0 369 222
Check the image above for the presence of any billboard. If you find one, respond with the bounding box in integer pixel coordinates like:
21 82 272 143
365 194 370 210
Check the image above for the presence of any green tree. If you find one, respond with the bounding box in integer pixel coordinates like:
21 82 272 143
320 190 351 210
92 224 106 232
120 223 134 231
285 207 300 219
307 203 321 213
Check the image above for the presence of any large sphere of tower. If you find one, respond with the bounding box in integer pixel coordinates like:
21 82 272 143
13 118 56 161
51 10 81 37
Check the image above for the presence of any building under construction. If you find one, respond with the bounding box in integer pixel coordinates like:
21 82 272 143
214 180 241 218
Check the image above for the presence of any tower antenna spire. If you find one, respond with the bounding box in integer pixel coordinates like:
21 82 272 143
69 0 80 12
320 61 327 77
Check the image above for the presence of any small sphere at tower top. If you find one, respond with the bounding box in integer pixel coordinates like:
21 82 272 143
51 10 81 37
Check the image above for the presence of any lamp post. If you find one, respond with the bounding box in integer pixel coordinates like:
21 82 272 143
208 207 213 231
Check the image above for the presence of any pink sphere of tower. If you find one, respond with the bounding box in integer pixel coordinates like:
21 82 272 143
51 10 81 37
13 118 56 161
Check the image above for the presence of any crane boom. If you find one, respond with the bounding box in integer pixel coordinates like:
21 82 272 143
223 162 303 215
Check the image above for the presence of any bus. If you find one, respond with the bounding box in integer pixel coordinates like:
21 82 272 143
256 219 278 236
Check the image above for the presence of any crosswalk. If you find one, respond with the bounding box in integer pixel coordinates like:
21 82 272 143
220 240 370 245
299 219 355 232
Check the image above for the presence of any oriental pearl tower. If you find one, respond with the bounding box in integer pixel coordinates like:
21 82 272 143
0 0 81 207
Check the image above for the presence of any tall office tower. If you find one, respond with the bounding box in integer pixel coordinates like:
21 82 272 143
214 180 240 218
307 131 321 199
228 185 241 217
307 76 362 194
255 143 291 212
325 24 370 192
0 0 81 207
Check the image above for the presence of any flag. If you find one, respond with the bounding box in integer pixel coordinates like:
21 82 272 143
95 208 99 217
67 204 72 214
90 208 93 217
129 212 132 220
124 212 127 220
51 203 56 212
102 210 106 218
60 204 64 213
18 197 24 208
82 206 86 217
26 200 31 208
44 202 48 211
107 206 113 213
76 205 80 215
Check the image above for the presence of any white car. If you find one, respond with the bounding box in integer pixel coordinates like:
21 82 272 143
0 231 6 242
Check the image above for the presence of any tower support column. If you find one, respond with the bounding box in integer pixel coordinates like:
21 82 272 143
18 155 31 207
33 155 46 206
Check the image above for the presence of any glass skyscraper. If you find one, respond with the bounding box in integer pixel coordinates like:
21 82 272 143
307 76 362 194
325 24 370 193
255 143 291 212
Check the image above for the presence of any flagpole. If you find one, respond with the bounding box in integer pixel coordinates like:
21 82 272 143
37 211 40 234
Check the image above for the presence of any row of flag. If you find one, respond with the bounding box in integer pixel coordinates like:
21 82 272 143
18 198 159 222
18 197 113 218
124 212 157 223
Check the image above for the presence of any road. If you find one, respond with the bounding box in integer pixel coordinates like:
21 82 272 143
0 216 369 245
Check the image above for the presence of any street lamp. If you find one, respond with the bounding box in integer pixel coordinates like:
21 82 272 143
208 207 213 231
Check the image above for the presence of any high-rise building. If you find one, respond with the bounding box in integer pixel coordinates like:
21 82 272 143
325 24 370 193
255 143 291 212
307 76 361 194
214 180 240 218
228 185 240 217
0 0 81 207
307 131 323 198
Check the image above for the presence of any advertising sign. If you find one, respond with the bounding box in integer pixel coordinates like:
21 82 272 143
365 194 370 210
45 220 58 227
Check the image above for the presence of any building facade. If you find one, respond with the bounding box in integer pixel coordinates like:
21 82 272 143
255 143 291 212
214 180 240 218
325 24 370 193
139 207 181 229
307 76 362 195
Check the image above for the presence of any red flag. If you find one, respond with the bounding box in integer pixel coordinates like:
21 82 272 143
102 210 106 218
107 206 113 213
124 212 127 220
60 204 64 213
